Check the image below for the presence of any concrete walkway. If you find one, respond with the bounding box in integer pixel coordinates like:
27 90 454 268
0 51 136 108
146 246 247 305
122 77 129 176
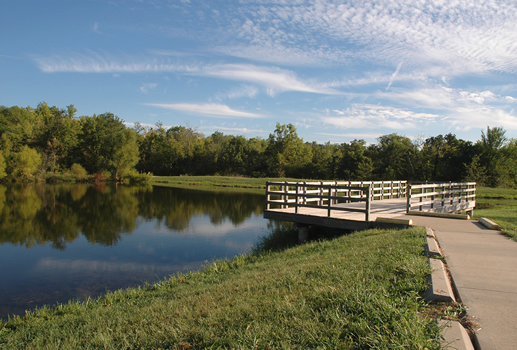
399 215 517 350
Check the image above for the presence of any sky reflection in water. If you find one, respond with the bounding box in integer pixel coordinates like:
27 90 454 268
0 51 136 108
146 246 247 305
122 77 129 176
0 184 270 320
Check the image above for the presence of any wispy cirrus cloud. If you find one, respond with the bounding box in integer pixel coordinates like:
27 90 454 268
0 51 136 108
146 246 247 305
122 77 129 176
148 103 264 118
140 83 158 93
34 51 194 73
199 64 341 96
215 0 517 75
322 104 440 130
34 52 341 96
198 125 266 135
446 107 517 132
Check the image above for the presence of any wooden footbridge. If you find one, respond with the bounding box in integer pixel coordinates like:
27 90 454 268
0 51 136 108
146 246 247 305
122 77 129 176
264 181 476 231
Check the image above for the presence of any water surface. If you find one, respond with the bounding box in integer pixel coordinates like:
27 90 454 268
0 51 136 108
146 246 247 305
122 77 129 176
0 184 269 320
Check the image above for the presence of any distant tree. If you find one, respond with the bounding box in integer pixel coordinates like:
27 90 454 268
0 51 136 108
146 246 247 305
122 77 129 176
370 134 417 180
478 126 508 187
12 145 42 178
307 142 338 179
79 113 139 178
265 123 312 177
34 102 81 172
0 152 6 179
112 128 140 179
246 137 268 177
220 135 250 175
339 139 371 180
0 105 40 152
70 163 88 181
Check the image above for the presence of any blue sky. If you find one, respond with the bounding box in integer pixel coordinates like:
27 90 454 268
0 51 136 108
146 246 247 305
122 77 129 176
2 0 517 144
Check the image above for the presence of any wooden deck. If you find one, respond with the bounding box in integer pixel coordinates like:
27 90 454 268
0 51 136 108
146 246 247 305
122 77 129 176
264 197 409 230
264 181 476 231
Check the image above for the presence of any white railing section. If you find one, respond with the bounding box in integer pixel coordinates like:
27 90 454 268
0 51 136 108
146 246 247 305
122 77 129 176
265 181 407 221
407 182 476 214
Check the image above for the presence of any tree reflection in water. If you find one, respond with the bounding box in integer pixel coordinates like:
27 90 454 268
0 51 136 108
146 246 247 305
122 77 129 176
0 184 265 249
0 183 270 320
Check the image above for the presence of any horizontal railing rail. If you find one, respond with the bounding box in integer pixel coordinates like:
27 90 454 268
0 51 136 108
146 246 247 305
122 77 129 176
407 182 476 214
265 181 407 221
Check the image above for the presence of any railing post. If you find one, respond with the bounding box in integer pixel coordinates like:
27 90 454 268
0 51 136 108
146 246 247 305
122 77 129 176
406 183 411 213
266 182 270 210
334 181 338 205
449 182 453 206
442 184 445 210
327 184 332 217
303 182 307 205
419 186 423 211
295 182 300 214
431 183 435 210
365 185 371 221
319 181 324 206
283 181 289 209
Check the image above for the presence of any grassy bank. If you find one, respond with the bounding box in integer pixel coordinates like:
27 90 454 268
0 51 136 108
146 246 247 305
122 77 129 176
0 227 440 349
474 187 517 241
150 175 310 189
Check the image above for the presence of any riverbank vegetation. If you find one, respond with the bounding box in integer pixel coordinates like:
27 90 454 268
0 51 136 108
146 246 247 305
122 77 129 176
0 226 441 349
2 102 517 188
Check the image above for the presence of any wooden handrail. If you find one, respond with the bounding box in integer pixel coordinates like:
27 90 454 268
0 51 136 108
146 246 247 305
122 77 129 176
265 180 407 221
407 182 476 214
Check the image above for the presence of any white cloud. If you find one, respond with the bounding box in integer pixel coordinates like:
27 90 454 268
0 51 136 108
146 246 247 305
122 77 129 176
225 85 259 99
198 125 266 135
386 61 403 91
199 64 342 96
458 90 495 105
446 107 517 131
322 104 440 130
148 103 264 118
34 51 193 73
34 53 340 95
140 83 158 93
93 22 101 34
316 132 382 141
216 1 517 75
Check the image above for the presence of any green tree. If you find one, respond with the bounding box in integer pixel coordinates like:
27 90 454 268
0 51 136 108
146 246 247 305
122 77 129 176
0 105 41 153
34 102 81 172
370 134 418 180
79 113 139 178
478 126 508 187
307 142 339 179
339 139 372 180
12 145 42 178
112 128 140 179
265 123 312 177
0 152 6 179
220 135 250 175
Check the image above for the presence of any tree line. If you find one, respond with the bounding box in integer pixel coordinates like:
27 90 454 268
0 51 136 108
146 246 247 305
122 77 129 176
1 102 515 187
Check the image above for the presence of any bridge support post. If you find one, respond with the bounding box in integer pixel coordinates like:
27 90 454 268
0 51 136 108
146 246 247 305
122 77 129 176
296 224 310 243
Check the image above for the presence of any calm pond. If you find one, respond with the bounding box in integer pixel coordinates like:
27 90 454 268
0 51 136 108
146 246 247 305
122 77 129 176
0 183 272 320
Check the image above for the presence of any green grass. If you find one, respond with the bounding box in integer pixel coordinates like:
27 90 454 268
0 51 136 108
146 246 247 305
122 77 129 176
150 175 314 189
475 186 517 200
0 227 440 349
475 187 517 241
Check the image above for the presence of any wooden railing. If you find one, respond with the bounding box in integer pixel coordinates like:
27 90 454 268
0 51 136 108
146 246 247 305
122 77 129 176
265 181 407 221
407 182 476 214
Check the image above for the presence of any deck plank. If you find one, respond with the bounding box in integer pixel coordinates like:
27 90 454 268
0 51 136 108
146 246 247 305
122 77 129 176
264 198 408 229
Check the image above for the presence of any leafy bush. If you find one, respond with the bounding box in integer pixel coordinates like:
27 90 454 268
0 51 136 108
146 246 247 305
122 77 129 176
12 145 41 179
70 163 88 181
